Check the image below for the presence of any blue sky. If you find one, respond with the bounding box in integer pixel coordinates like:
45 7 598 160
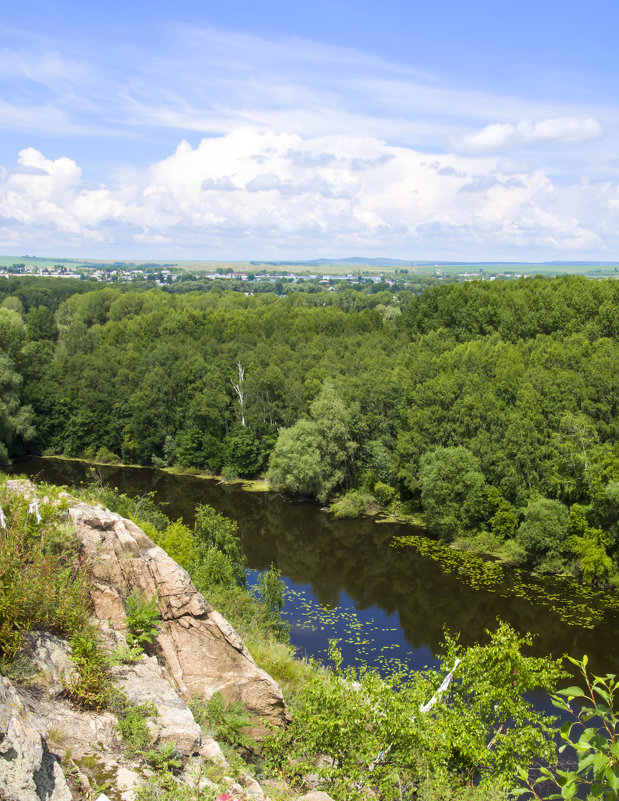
1 0 618 261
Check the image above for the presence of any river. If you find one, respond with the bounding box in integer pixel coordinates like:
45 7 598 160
5 456 619 676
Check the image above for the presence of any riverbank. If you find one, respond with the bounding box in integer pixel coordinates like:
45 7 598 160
7 454 619 679
38 453 426 524
1 472 575 801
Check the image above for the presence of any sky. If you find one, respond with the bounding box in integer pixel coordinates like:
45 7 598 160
1 0 619 262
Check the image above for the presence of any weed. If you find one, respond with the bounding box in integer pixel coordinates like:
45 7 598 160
125 590 161 653
109 690 157 755
190 692 255 750
63 628 111 710
142 742 183 773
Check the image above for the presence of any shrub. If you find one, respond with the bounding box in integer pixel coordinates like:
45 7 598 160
330 489 378 519
517 656 619 800
113 696 157 755
373 480 396 506
95 446 120 463
265 625 563 800
142 742 183 773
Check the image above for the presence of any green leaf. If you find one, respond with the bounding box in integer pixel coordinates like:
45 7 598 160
561 780 577 799
604 765 619 791
557 686 589 700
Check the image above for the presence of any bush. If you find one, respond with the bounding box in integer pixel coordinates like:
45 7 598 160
194 504 246 586
64 629 111 710
157 520 198 569
112 693 157 755
256 564 289 642
330 489 378 519
265 625 563 800
373 480 396 506
95 446 120 463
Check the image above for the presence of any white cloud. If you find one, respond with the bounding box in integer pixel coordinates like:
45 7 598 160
1 130 618 259
455 116 603 153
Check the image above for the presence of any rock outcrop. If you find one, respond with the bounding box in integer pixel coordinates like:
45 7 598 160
67 500 290 733
0 674 73 801
0 482 300 801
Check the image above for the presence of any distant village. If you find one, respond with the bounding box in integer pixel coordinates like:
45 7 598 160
0 259 538 287
0 261 397 287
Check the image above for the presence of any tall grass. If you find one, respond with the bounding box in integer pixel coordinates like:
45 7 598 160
0 477 91 668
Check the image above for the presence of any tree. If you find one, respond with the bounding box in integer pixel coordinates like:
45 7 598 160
0 353 35 464
517 497 570 571
309 383 356 501
267 420 326 498
267 384 356 502
26 305 58 342
418 446 487 541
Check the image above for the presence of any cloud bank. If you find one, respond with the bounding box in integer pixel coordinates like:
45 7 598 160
1 130 617 260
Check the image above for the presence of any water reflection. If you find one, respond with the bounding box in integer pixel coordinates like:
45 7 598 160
7 457 619 674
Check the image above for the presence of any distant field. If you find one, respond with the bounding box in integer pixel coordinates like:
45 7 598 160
0 256 85 269
436 263 619 278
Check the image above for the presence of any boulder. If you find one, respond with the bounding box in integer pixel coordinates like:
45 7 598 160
111 656 202 755
68 501 290 733
0 676 72 801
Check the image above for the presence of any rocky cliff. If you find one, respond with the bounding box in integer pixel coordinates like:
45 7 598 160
0 481 309 801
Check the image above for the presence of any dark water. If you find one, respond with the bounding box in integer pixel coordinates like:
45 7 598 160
7 456 619 677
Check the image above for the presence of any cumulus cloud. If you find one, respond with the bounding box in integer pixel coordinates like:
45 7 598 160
1 129 618 259
455 116 603 153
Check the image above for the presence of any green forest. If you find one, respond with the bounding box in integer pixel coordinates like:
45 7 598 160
0 274 617 582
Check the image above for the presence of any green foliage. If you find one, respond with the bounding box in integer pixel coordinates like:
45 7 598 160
518 656 619 800
267 419 326 498
194 503 246 586
373 480 396 506
256 563 289 642
0 351 35 464
571 530 613 585
265 624 563 800
486 488 520 541
142 742 183 774
156 519 199 569
125 590 161 652
267 384 355 503
190 691 255 750
113 695 157 755
517 497 570 571
330 489 378 518
257 563 285 616
0 484 91 665
191 548 239 592
94 445 120 463
64 629 111 710
418 447 487 541
10 274 619 578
